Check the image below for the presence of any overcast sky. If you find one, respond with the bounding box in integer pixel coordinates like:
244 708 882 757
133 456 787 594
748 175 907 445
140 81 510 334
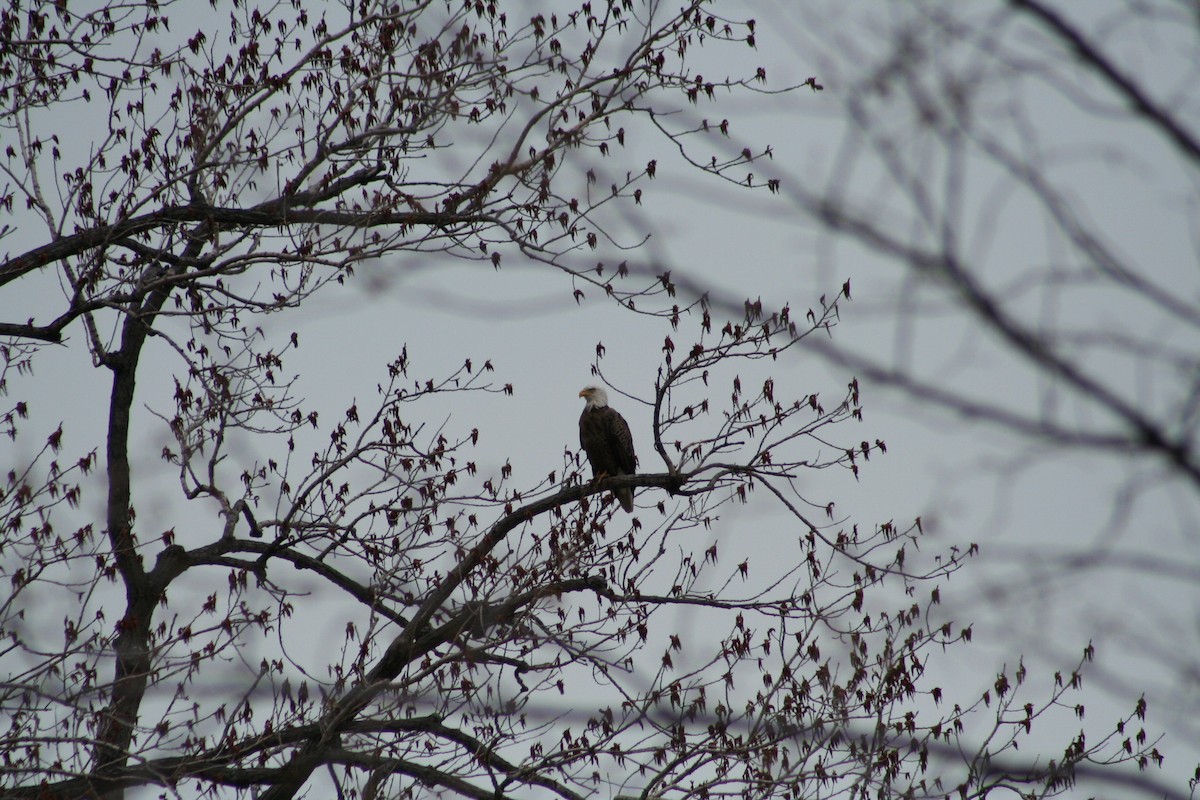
3 2 1198 797
287 2 1200 788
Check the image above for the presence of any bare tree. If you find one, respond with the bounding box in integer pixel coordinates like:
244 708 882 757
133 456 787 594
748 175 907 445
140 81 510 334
0 2 1174 799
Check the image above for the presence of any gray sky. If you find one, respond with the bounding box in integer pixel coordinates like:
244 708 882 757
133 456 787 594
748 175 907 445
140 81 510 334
275 2 1200 787
3 1 1197 797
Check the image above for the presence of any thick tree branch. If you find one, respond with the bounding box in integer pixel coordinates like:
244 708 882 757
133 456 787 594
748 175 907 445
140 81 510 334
253 472 690 800
0 203 480 288
1010 0 1200 166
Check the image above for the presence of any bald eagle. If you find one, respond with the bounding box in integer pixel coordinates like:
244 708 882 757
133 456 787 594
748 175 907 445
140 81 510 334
579 385 637 512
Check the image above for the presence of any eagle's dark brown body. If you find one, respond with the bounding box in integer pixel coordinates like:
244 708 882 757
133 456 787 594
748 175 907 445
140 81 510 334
578 386 637 512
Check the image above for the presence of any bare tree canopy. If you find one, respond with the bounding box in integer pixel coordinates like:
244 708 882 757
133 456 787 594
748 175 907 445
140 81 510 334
0 2 1189 800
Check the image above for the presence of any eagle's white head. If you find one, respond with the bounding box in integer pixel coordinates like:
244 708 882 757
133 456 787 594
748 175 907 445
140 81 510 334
579 385 609 409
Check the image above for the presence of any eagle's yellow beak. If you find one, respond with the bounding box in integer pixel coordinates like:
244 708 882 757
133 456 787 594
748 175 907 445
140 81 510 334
578 388 589 398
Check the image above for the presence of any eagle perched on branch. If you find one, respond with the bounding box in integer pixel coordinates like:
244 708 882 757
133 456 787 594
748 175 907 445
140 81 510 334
578 385 637 512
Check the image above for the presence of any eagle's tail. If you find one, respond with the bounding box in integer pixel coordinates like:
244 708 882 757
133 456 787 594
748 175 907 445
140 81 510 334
614 486 634 513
